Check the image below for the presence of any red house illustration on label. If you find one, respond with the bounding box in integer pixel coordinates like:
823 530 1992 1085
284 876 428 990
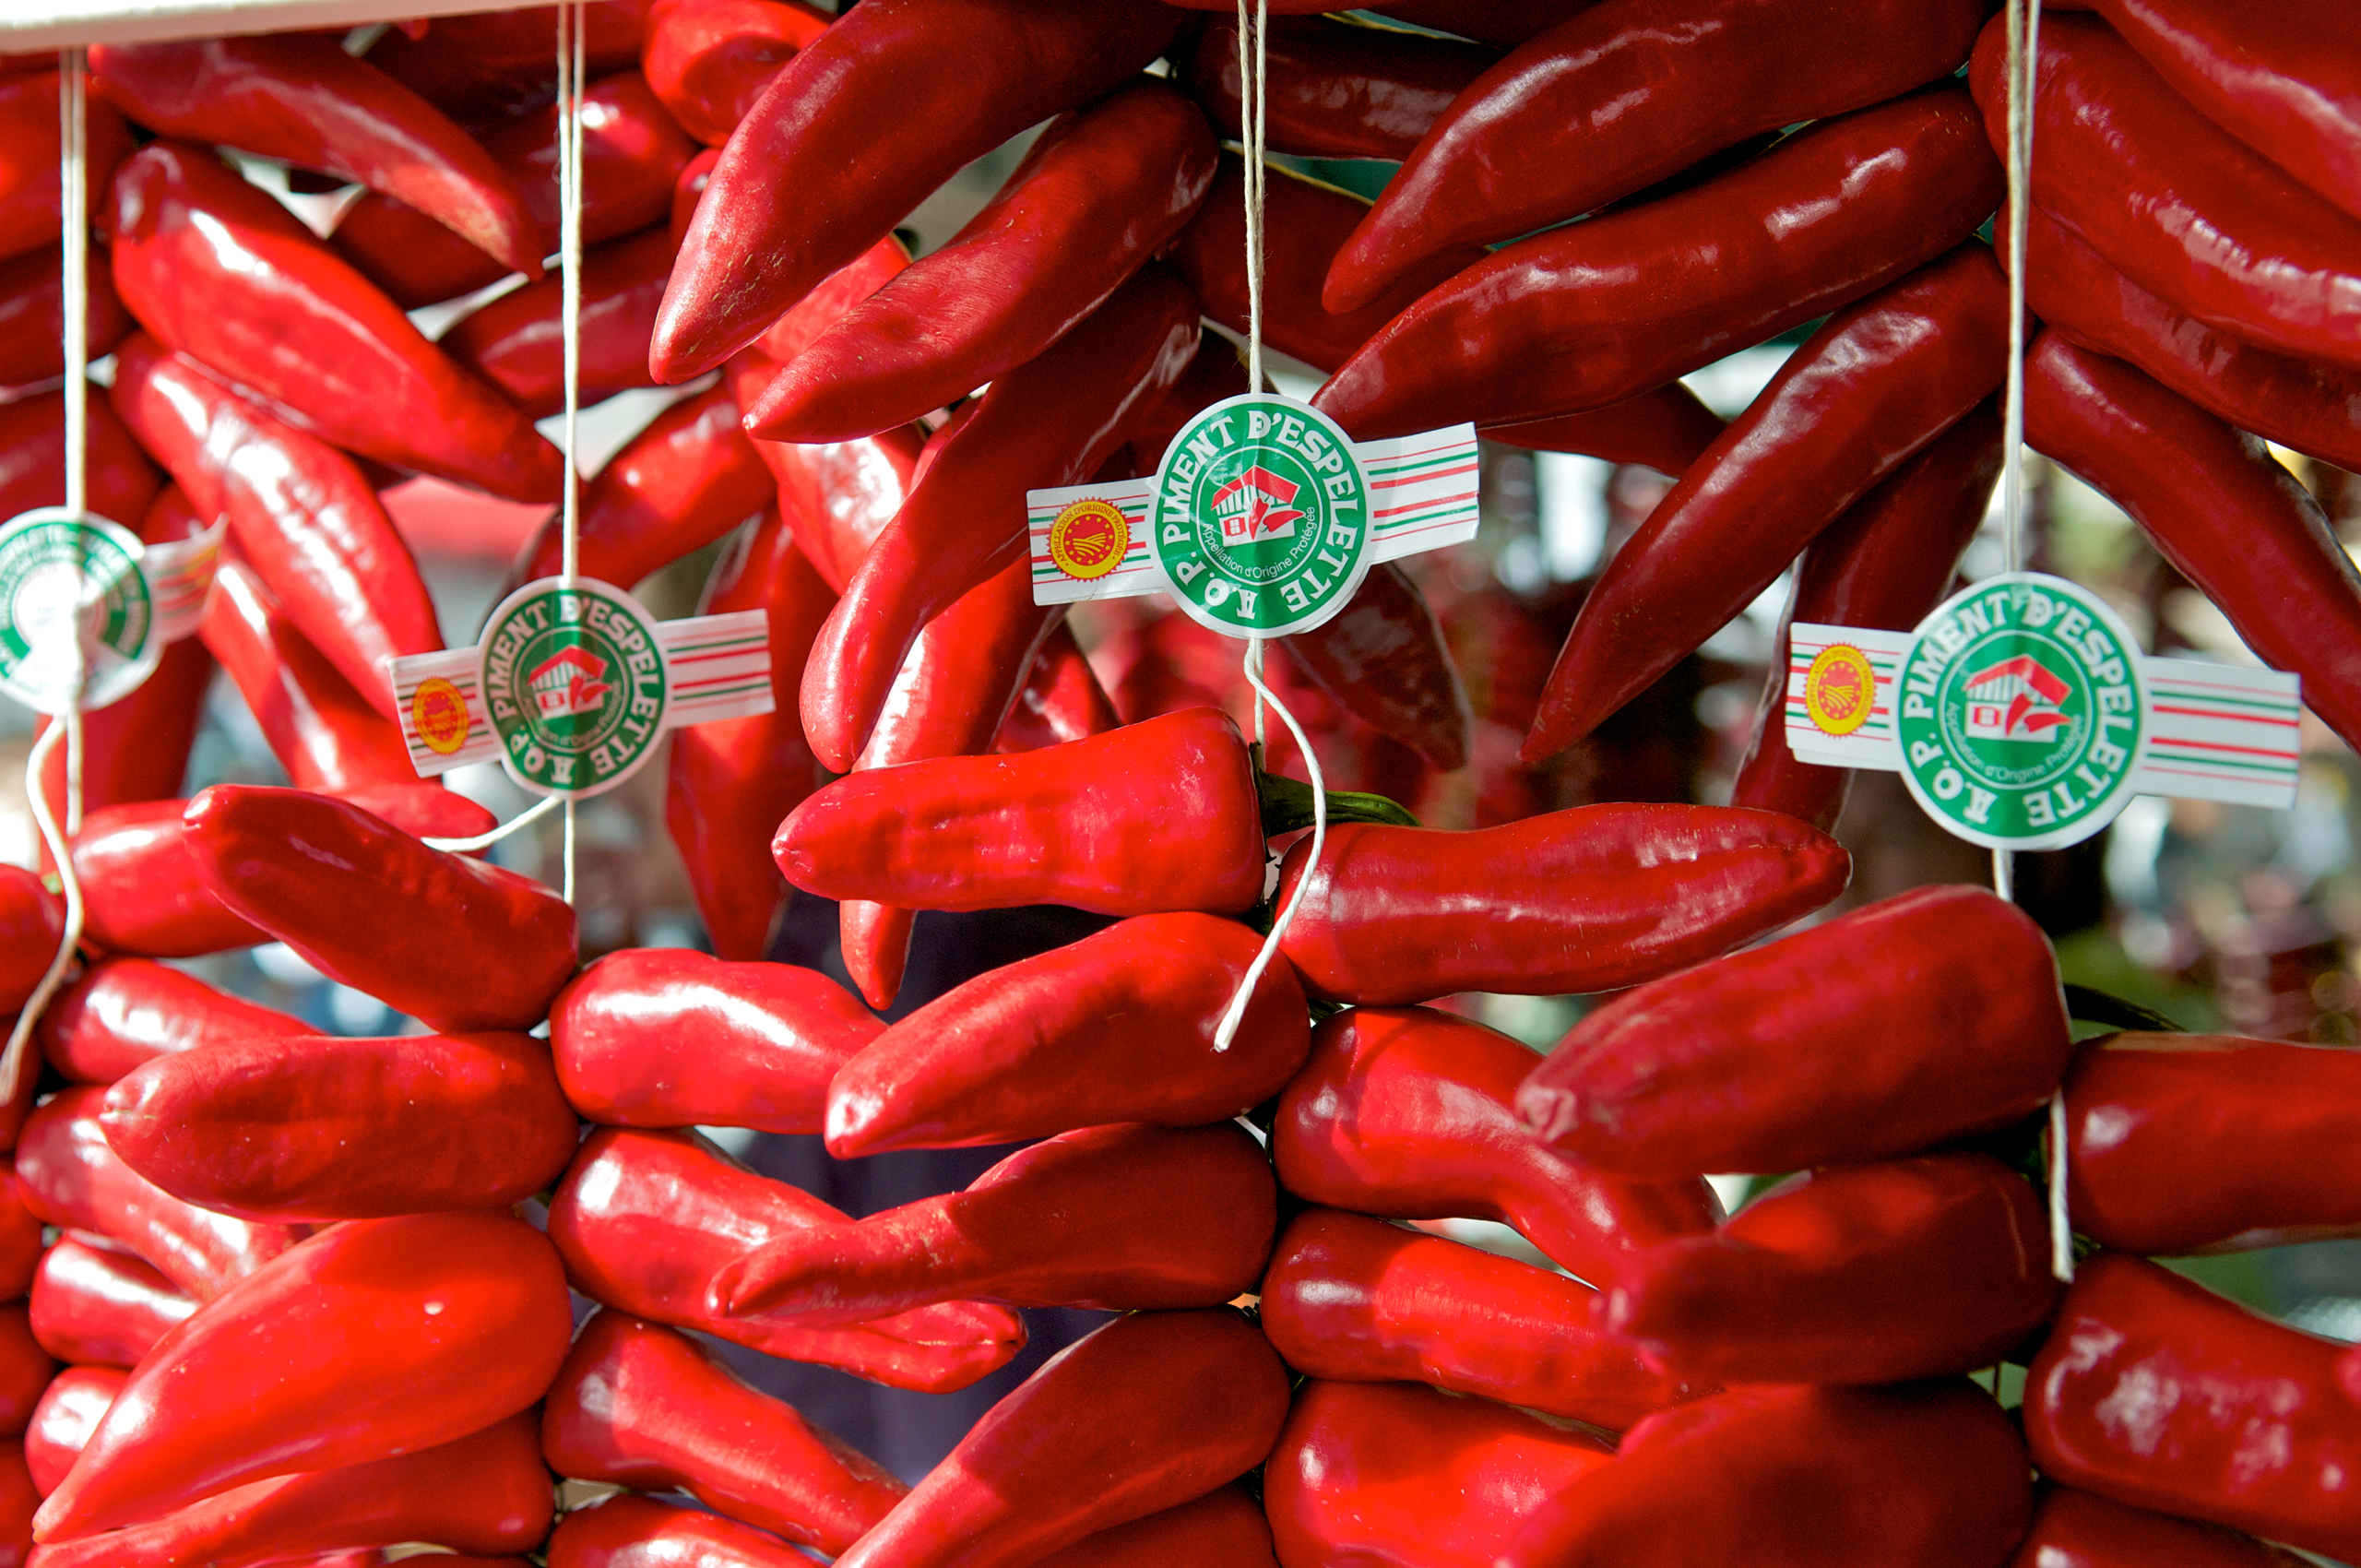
1963 654 2071 742
1210 466 1306 546
528 644 611 721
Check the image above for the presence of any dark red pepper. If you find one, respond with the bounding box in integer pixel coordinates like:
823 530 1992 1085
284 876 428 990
0 250 128 389
0 1313 51 1441
41 957 303 1087
0 71 131 266
1185 14 1496 162
0 872 60 1018
1277 564 1473 770
641 0 828 146
442 224 674 419
364 1 650 131
0 386 162 530
1034 1484 1279 1568
0 1175 36 1301
26 1240 196 1371
1481 382 1727 474
2011 1483 2311 1567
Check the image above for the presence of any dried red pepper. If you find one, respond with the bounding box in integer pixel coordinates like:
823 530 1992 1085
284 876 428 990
27 1240 195 1371
642 0 828 145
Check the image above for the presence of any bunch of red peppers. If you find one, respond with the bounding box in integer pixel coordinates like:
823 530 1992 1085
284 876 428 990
5 0 2361 1562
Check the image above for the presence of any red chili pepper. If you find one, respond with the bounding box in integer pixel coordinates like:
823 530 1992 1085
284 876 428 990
183 785 578 1034
0 1449 26 1564
89 36 540 277
201 558 418 793
2017 204 2361 472
1479 382 1726 476
799 266 1199 769
70 802 264 959
1274 1006 1722 1286
2023 330 2361 756
1365 1 1608 48
1519 883 2071 1177
750 81 1216 444
833 1308 1290 1568
1275 803 1846 1004
1162 154 1485 377
778 707 1265 917
14 1086 302 1302
366 2 650 128
0 1313 51 1441
670 145 718 248
1034 1484 1278 1568
1729 398 2003 829
1972 15 2361 371
99 1028 579 1223
26 1370 122 1497
1327 0 1984 311
111 333 443 719
41 958 302 1087
0 870 59 1017
0 1177 36 1301
2011 1483 2313 1568
712 1122 1277 1323
1264 1377 1614 1566
1185 14 1495 163
0 71 131 266
997 625 1121 753
1499 1379 2031 1567
34 1212 570 1541
26 1239 195 1371
1523 242 2009 757
0 386 161 529
547 1126 1026 1393
0 251 128 389
665 514 836 960
642 0 828 146
30 1409 553 1564
551 947 881 1133
109 144 563 504
743 232 912 371
825 911 1304 1157
442 225 673 419
747 404 921 594
547 1493 821 1566
1260 1206 1693 1429
1314 88 2005 440
543 1309 906 1555
1276 564 1473 770
2027 1252 2361 1561
653 0 1183 380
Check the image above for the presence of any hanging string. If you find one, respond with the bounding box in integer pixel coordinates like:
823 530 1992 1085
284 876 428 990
2047 1083 2074 1283
555 2 587 906
422 792 564 854
1216 642 1327 1052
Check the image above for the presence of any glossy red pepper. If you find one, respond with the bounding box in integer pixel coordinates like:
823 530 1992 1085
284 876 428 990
670 145 718 248
1034 1484 1278 1568
547 1493 820 1566
751 81 1216 444
70 802 264 958
642 0 828 146
40 959 299 1087
1524 242 2009 756
0 871 59 1017
35 1212 570 1541
1274 1006 1722 1286
1481 383 1727 474
0 1313 50 1441
825 911 1305 1157
2023 330 2361 756
544 1309 905 1555
799 266 1198 769
778 707 1265 916
1186 14 1495 162
112 333 442 719
547 1127 1026 1393
1500 1380 2031 1567
0 386 162 529
26 1370 123 1497
183 785 578 1034
0 251 128 389
1328 0 1983 311
744 232 912 370
834 1308 1290 1568
997 624 1121 753
1264 1378 1615 1568
0 72 131 266
1973 16 2361 371
653 0 1183 380
665 514 836 960
442 225 673 419
109 143 562 503
2028 1253 2361 1561
0 1176 36 1301
1275 803 1846 1004
15 1087 301 1302
89 36 539 276
201 558 418 792
1277 564 1473 770
1163 154 1485 377
1314 88 2005 440
30 1410 553 1564
714 1121 1276 1323
26 1240 195 1371
1521 884 2072 1176
2009 1484 2312 1568
551 947 881 1132
1732 399 2004 830
100 1029 579 1223
1261 1207 1692 1429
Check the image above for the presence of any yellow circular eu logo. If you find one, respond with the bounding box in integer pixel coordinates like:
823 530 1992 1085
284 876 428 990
1803 644 1877 737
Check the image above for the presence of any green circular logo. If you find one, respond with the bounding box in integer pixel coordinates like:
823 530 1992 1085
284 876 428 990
1148 394 1373 638
1896 573 2148 850
480 578 669 798
0 508 157 715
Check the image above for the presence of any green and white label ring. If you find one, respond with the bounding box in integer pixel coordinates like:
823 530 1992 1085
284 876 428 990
0 507 220 715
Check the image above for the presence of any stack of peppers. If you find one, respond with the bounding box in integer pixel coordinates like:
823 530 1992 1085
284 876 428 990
3 0 2361 1564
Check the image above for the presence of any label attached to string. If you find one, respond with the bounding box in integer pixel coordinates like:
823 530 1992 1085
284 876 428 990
384 576 773 800
1026 394 1481 638
1785 571 2302 850
0 507 223 715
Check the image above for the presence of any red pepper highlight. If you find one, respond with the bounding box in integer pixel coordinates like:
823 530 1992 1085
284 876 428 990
1481 382 1728 475
642 0 828 146
0 250 129 388
1260 1207 1693 1430
1274 1006 1722 1287
1519 883 2071 1177
825 911 1308 1157
71 802 267 959
442 225 674 419
201 559 417 792
543 1310 906 1555
1186 14 1496 162
41 959 302 1087
997 624 1121 754
27 1240 196 1370
2009 1483 2313 1568
552 948 880 1133
547 1127 1026 1394
26 1369 122 1497
832 1308 1290 1568
34 1213 572 1542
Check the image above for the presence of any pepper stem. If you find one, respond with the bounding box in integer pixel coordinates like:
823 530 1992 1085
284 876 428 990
2060 983 2185 1034
1254 761 1419 838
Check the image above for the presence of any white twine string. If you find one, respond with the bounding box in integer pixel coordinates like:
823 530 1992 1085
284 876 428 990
2048 1087 2074 1283
555 2 587 905
423 792 564 853
1234 0 1269 395
1216 641 1326 1052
